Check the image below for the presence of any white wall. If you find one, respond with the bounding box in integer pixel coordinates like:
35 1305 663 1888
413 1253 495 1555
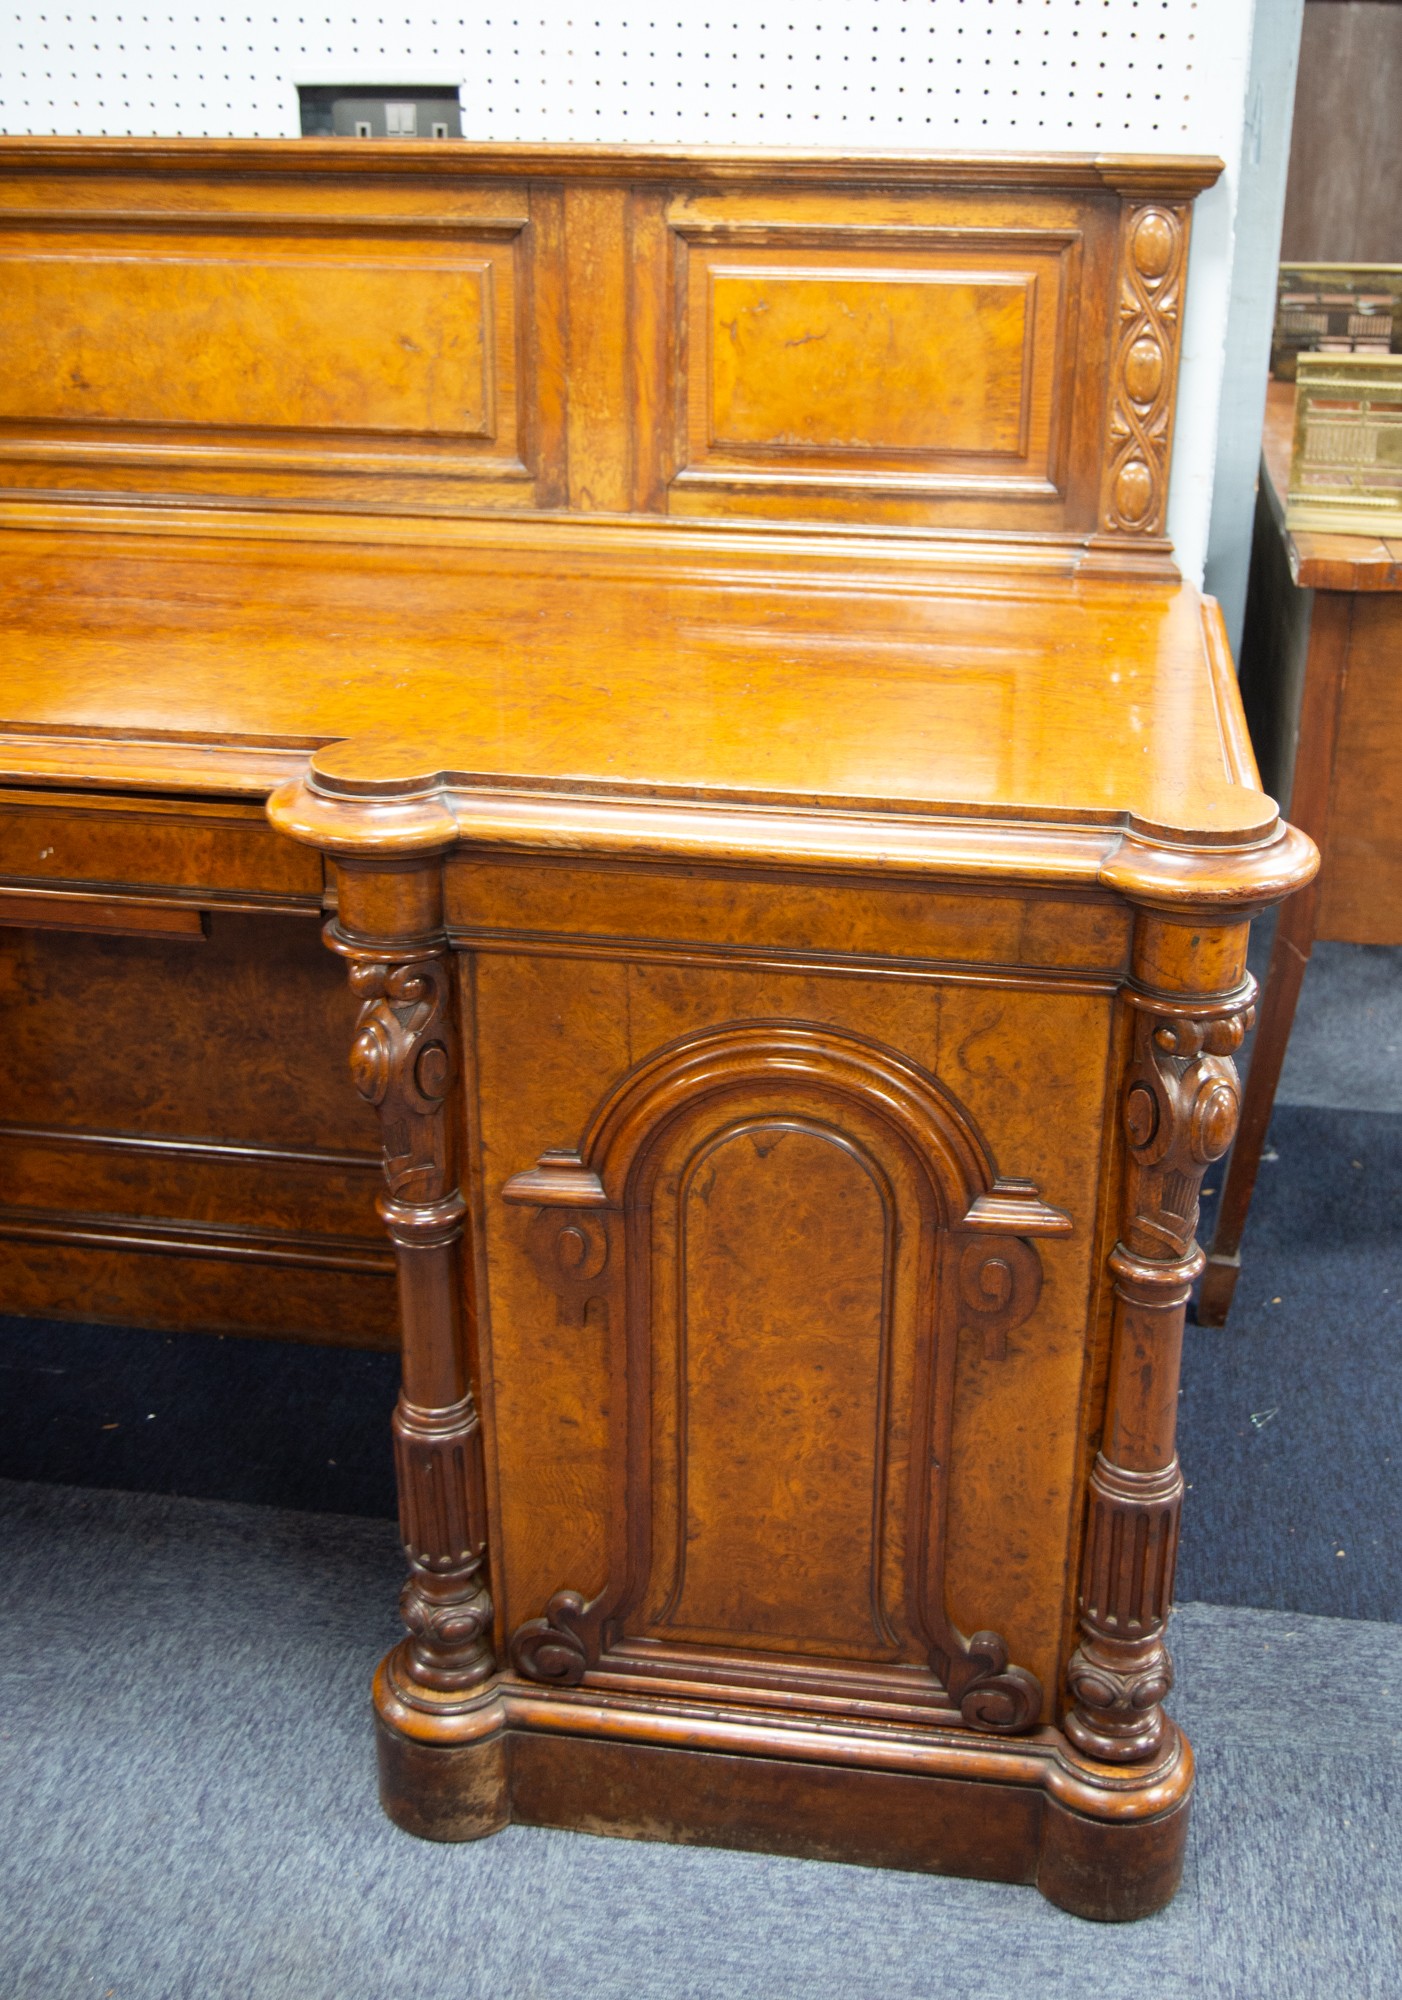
0 0 1264 586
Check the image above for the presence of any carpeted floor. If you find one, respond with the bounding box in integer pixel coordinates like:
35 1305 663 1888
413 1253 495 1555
2 1477 1399 2000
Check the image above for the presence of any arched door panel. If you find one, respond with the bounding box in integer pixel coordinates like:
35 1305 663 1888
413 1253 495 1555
503 1021 1070 1735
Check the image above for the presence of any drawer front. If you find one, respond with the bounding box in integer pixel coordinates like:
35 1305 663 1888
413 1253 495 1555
447 855 1131 979
0 908 395 1346
0 789 323 917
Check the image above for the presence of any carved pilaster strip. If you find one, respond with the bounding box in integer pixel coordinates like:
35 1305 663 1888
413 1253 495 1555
1098 201 1189 541
1066 997 1250 1763
339 933 498 1699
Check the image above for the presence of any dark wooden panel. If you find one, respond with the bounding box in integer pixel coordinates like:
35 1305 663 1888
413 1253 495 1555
1281 1 1402 264
0 909 393 1343
1319 591 1402 941
0 1235 397 1345
510 1732 1043 1881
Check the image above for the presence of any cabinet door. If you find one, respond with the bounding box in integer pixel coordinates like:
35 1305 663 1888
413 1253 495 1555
502 1021 1068 1735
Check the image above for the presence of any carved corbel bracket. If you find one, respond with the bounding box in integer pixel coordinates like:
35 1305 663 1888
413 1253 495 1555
955 1177 1071 1360
509 1589 595 1685
503 1148 615 1328
936 1629 1044 1736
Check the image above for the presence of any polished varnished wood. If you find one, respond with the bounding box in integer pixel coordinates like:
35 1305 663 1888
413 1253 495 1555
0 132 1223 1346
0 137 1216 558
1201 378 1402 1323
0 140 1317 1919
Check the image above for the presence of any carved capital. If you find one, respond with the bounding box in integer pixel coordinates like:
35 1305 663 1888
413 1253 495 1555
1121 1000 1252 1270
346 953 455 1207
1099 201 1189 539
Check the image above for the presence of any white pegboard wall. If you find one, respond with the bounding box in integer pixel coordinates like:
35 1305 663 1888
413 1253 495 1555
0 0 1225 150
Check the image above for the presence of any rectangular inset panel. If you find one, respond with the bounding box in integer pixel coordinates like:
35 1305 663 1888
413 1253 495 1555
674 225 1080 520
0 252 493 436
660 1121 895 1654
0 218 529 508
709 268 1033 458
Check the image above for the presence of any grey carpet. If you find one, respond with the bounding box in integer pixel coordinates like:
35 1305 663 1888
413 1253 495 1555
1273 938 1402 1115
2 1478 1399 1999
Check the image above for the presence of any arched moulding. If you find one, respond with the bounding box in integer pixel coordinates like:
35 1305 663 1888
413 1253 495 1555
499 1019 1071 1736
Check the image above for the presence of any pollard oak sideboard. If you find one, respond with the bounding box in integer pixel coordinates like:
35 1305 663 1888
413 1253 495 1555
0 141 1314 1920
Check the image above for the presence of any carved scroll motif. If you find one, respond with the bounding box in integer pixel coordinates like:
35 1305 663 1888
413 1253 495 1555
344 944 496 1696
955 1233 1043 1361
1066 999 1252 1762
1100 203 1188 539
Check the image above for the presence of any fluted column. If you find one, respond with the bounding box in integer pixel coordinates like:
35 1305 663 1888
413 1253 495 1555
330 859 497 1708
1066 913 1253 1762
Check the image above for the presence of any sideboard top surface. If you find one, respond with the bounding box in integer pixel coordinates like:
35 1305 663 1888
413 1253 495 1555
0 140 1315 910
1 519 1270 842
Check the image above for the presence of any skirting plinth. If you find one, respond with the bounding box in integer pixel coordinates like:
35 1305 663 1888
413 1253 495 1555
373 1659 1194 1924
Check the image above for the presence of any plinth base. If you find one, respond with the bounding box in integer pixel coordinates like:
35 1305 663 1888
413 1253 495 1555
373 1658 1193 1923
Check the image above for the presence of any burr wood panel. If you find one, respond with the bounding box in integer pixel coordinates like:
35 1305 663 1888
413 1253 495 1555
679 233 1072 503
0 143 1216 561
0 212 525 508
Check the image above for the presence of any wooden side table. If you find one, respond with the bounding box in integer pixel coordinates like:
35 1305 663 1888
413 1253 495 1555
1199 382 1402 1323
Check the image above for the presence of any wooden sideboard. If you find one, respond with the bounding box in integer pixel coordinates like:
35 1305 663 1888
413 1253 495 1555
1199 379 1402 1321
0 140 1315 1920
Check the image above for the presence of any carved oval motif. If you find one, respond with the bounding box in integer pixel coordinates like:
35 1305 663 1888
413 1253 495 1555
1132 210 1176 280
1114 457 1155 525
415 1039 452 1101
1124 335 1164 406
556 1225 589 1272
401 1585 490 1651
350 1018 391 1105
1125 1081 1160 1148
1190 1078 1240 1163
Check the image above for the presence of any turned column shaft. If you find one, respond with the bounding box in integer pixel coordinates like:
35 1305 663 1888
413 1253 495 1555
332 857 497 1699
1066 911 1253 1764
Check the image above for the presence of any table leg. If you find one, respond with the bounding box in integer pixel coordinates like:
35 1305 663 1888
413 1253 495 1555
1198 590 1349 1325
1197 897 1315 1324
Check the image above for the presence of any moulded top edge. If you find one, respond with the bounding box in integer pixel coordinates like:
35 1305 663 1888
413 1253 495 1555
0 136 1225 197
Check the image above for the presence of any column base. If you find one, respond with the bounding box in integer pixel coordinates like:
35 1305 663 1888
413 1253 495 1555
1037 1787 1191 1921
375 1710 510 1842
371 1656 1194 1921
